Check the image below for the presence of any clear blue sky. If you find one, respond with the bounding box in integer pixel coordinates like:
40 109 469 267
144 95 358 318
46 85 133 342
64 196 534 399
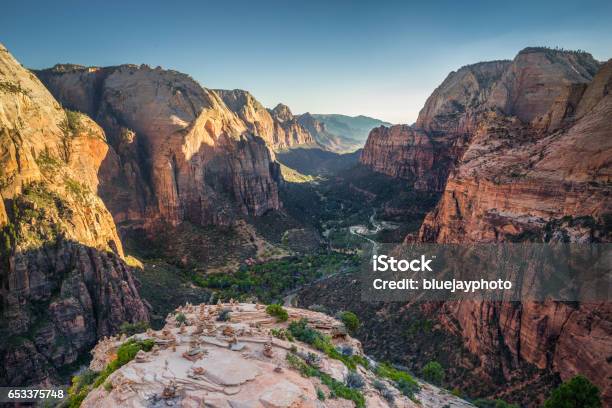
1 0 611 123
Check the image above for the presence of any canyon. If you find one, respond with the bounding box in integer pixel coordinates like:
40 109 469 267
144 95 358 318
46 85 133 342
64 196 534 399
0 39 610 408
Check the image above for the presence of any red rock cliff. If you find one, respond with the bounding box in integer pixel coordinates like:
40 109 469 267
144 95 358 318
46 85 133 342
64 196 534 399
36 65 282 229
0 44 148 387
416 55 611 405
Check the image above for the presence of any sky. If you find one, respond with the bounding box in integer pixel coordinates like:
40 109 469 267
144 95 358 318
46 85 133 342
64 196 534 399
1 0 611 124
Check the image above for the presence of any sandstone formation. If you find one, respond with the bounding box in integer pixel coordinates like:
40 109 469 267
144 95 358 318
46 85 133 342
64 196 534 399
0 44 148 386
82 303 473 408
417 58 612 405
361 48 602 193
36 64 281 230
360 125 452 191
359 48 611 405
215 91 316 150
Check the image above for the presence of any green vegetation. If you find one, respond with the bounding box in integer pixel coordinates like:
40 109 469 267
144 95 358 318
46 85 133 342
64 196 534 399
422 360 444 385
35 148 62 176
59 109 83 162
287 318 367 371
279 163 317 183
0 80 29 95
339 311 360 333
67 339 154 407
316 387 326 401
543 375 601 408
270 328 294 341
266 304 289 322
65 178 90 203
285 353 365 408
175 312 187 325
191 253 359 304
118 321 149 336
375 362 420 400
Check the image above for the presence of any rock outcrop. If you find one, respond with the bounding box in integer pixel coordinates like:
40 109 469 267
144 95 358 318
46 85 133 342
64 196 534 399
0 44 148 386
36 65 282 230
215 91 316 150
360 125 456 191
415 59 612 405
81 303 474 408
361 48 602 193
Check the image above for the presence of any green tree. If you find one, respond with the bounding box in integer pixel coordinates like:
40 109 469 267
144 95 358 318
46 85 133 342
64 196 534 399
543 375 601 408
422 361 444 385
340 311 360 333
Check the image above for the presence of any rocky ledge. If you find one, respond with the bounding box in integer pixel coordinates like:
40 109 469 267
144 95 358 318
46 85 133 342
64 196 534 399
81 303 473 408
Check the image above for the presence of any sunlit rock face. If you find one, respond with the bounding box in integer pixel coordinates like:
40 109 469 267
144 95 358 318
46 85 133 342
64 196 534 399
36 64 281 230
0 44 148 387
83 303 474 408
360 47 610 406
215 90 316 150
416 59 612 405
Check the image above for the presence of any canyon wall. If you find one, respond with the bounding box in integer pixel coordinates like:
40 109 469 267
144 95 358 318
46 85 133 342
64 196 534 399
418 58 612 405
215 91 316 149
0 44 148 386
37 64 282 230
361 47 611 405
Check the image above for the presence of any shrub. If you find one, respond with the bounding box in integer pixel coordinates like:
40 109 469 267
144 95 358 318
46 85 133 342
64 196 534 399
270 328 294 341
346 372 365 389
381 388 395 403
68 339 153 407
372 379 387 392
119 321 149 336
340 311 360 333
175 312 187 325
339 344 353 356
422 360 444 385
266 304 289 322
376 362 420 398
285 353 365 408
316 388 325 401
217 308 231 322
543 375 601 408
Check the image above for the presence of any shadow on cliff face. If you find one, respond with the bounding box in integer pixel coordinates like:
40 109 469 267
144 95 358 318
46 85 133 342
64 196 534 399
0 238 149 387
295 276 563 407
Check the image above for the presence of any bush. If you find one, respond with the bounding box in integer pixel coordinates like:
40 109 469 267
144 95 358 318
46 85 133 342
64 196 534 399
316 388 325 401
175 312 187 325
119 321 149 336
217 308 231 322
285 353 365 408
270 328 294 341
543 375 601 408
339 344 354 356
68 339 154 407
422 360 444 385
340 311 360 333
266 304 289 322
376 362 420 398
346 372 365 389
